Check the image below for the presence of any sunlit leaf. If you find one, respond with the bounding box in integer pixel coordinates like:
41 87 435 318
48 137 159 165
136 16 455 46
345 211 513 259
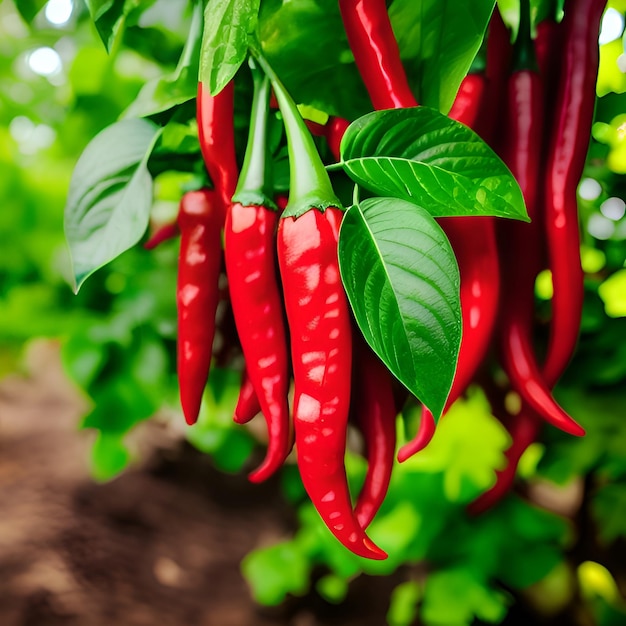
339 196 461 419
340 108 527 220
200 0 260 94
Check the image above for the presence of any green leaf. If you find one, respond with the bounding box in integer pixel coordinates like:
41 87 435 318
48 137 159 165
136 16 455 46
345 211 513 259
241 541 311 606
390 0 495 112
340 107 528 220
13 0 47 23
315 574 349 604
421 568 509 625
258 0 371 119
85 0 136 52
64 118 161 291
123 2 202 118
91 431 131 481
200 0 261 95
338 196 461 419
387 581 422 626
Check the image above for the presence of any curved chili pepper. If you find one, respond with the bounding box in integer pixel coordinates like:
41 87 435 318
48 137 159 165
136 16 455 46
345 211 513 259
144 221 179 250
542 0 605 384
234 369 261 425
255 51 386 559
279 208 384 559
338 0 416 109
225 63 292 483
468 404 540 515
398 71 501 461
352 335 397 528
226 202 292 482
176 189 222 425
496 0 584 438
197 80 238 220
471 0 603 513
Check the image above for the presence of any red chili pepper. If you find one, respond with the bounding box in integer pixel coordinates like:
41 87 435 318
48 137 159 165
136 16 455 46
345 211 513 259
234 369 261 425
197 80 239 220
279 208 384 559
226 202 292 481
470 0 604 513
468 405 540 515
496 0 584 438
225 63 292 483
398 71 501 461
352 336 397 528
542 0 605 384
176 189 223 425
256 51 386 559
144 221 179 250
338 0 416 109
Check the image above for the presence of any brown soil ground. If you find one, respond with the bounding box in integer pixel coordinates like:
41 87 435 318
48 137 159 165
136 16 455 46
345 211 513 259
0 341 398 626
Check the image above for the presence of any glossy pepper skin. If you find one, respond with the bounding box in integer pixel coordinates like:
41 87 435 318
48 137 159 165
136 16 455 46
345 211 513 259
542 0 605 385
496 48 584 438
233 368 261 425
398 72 501 461
278 207 386 560
176 189 223 425
338 0 416 110
471 1 604 512
350 335 397 528
225 203 292 483
197 81 238 220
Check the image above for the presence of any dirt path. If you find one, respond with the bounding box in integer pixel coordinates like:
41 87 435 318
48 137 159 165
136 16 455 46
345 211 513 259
0 342 395 626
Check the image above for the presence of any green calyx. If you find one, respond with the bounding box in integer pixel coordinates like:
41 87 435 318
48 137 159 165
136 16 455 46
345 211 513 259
232 58 277 210
513 0 538 73
251 47 342 219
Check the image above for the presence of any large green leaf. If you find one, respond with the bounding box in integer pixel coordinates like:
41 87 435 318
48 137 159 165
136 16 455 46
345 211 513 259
340 107 527 220
338 196 461 420
64 118 161 292
200 0 261 95
390 0 495 112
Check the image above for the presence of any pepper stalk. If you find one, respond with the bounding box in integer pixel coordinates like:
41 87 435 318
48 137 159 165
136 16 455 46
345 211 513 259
232 59 277 210
250 47 342 218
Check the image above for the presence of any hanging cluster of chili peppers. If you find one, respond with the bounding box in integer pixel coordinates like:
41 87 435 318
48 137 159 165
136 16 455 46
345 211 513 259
155 0 605 560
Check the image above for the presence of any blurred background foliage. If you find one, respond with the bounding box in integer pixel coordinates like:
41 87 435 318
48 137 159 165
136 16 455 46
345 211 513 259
1 0 626 624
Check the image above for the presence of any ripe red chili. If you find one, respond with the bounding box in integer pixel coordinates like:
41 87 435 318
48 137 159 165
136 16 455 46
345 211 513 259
256 51 385 558
471 1 604 512
278 208 385 559
226 201 292 482
197 80 238 220
176 189 223 425
496 2 584 438
144 221 179 250
352 337 397 528
542 0 605 385
224 63 292 482
338 0 416 110
233 369 261 425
